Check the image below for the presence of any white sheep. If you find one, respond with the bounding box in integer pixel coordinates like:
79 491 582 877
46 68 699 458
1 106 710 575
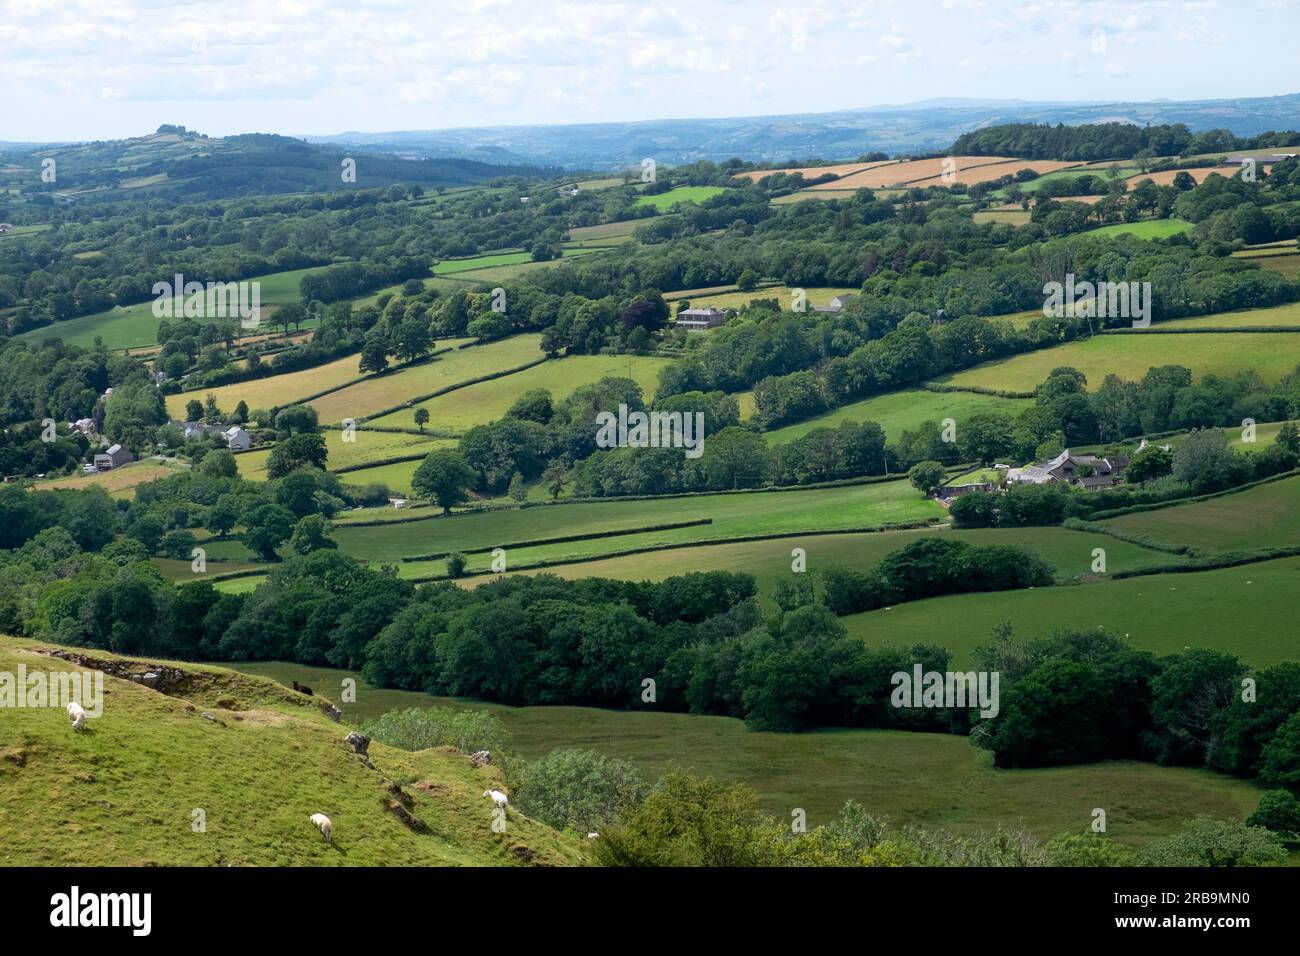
309 812 333 842
586 832 599 839
67 701 86 731
483 789 509 811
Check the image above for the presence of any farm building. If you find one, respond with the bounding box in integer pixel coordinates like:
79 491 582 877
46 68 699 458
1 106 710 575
813 294 858 315
675 307 726 330
223 426 251 451
93 444 135 472
1006 448 1128 490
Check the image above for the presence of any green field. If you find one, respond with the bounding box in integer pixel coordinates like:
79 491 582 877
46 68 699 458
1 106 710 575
365 354 673 434
19 264 334 350
230 658 1263 839
841 555 1300 668
1155 301 1300 330
432 247 600 275
1103 474 1300 553
201 478 944 568
473 525 1179 597
235 430 452 481
305 334 543 424
0 636 583 866
1080 219 1194 240
937 332 1299 392
765 388 1035 444
633 186 726 211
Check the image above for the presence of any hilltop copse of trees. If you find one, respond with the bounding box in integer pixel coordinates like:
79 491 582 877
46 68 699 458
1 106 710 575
952 122 1300 162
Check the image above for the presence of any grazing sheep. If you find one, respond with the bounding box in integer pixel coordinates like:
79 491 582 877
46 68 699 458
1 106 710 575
483 789 509 811
67 701 86 731
292 681 314 696
309 812 333 842
587 832 599 839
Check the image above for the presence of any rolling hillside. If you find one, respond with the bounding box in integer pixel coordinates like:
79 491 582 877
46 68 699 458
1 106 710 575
0 636 585 867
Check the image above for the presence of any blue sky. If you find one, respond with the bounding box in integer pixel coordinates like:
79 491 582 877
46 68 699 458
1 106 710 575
1 0 1296 141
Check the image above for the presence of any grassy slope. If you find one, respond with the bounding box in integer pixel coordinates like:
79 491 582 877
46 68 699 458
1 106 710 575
307 334 543 424
20 265 332 351
231 659 1263 840
937 332 1299 392
0 637 585 866
1103 473 1300 552
840 555 1300 668
365 354 673 434
765 389 1035 444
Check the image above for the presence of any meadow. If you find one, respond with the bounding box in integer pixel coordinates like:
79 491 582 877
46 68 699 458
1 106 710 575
1102 473 1300 553
935 332 1298 392
365 354 673 434
19 264 334 350
305 334 543 423
234 429 452 480
633 186 726 210
1154 301 1300 329
1079 219 1193 239
468 525 1180 596
840 555 1300 668
764 388 1035 444
230 658 1263 839
201 477 944 567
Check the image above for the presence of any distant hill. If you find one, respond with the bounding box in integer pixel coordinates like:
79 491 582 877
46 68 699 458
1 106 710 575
0 635 585 866
305 93 1300 169
0 126 556 203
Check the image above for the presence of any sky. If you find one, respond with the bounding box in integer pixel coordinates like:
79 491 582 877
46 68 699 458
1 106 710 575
1 0 1297 142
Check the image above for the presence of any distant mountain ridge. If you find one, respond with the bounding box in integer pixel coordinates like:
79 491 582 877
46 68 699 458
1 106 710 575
306 93 1300 169
0 127 556 202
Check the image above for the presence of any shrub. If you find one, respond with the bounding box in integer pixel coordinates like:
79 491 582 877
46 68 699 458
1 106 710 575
358 706 508 757
510 749 645 833
1136 817 1287 867
1246 790 1300 836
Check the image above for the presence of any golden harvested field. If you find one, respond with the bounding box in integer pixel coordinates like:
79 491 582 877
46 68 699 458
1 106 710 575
1125 167 1251 188
732 161 895 183
809 156 1019 190
165 339 475 418
973 209 1031 226
908 159 1079 189
307 334 543 424
685 285 859 312
33 460 182 497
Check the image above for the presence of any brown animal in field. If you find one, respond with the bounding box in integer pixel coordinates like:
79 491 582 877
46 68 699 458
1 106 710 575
292 680 314 696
